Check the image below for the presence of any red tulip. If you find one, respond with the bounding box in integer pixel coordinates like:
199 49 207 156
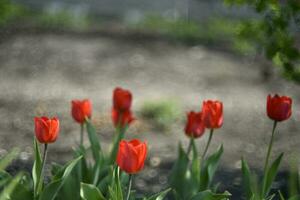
112 108 134 128
202 100 223 129
34 117 59 143
185 111 205 138
113 87 132 111
116 139 147 174
267 94 292 121
71 99 92 124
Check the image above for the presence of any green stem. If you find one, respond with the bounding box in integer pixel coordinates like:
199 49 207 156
37 144 48 195
126 175 133 200
110 126 125 164
201 129 214 160
186 137 194 156
80 123 84 146
263 120 278 175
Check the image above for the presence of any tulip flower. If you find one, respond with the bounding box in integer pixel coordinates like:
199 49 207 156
71 99 92 145
71 99 92 124
116 139 147 200
116 139 147 174
185 111 205 138
113 87 132 111
34 117 59 144
111 108 135 128
202 100 223 129
267 94 292 122
201 100 223 160
34 116 59 195
263 94 292 180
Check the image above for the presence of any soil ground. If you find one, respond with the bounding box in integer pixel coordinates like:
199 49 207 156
0 31 299 199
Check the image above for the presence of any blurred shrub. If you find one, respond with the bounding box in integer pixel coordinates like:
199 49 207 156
140 99 182 132
36 9 90 30
225 0 300 83
0 0 24 26
136 15 257 55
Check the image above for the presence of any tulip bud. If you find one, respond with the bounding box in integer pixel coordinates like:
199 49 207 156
116 139 147 174
202 100 223 129
34 117 59 143
185 111 205 138
71 99 92 124
267 94 292 121
113 87 132 111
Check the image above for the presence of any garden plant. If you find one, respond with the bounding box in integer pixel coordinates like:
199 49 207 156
0 87 295 200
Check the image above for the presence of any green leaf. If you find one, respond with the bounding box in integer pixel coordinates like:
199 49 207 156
241 158 253 199
288 195 300 200
262 153 284 197
0 173 23 200
147 188 171 200
80 183 106 200
200 145 223 191
39 156 82 200
190 190 231 200
33 139 42 197
86 120 102 164
169 143 190 199
10 172 33 200
108 167 123 200
0 148 18 171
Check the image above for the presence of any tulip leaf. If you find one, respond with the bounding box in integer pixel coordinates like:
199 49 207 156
288 195 300 200
0 148 18 171
108 167 123 200
80 183 106 200
262 153 284 197
241 158 253 199
0 173 23 200
33 139 43 197
190 190 231 200
0 170 12 187
10 172 33 200
146 188 171 200
169 143 190 199
200 145 223 191
86 120 102 164
39 156 82 200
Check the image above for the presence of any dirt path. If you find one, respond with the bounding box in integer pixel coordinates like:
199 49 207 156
0 33 299 197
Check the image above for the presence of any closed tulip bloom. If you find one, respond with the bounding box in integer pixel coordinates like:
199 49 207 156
267 94 292 121
116 139 147 174
71 99 92 124
185 111 205 138
113 87 132 111
202 100 223 129
34 117 59 143
112 108 134 128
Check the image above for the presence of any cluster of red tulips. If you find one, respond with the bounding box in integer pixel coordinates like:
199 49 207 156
0 86 294 200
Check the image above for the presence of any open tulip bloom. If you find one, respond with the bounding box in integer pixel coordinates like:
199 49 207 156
0 90 297 200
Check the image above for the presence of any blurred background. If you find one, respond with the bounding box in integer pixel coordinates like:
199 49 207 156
0 0 299 199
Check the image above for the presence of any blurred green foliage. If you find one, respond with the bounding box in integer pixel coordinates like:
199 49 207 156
225 0 300 82
136 15 257 55
0 0 24 26
140 99 182 131
36 10 90 30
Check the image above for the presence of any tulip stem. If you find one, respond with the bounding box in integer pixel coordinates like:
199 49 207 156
37 144 48 195
263 120 277 175
126 175 133 200
80 123 84 146
201 129 214 160
187 137 194 156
